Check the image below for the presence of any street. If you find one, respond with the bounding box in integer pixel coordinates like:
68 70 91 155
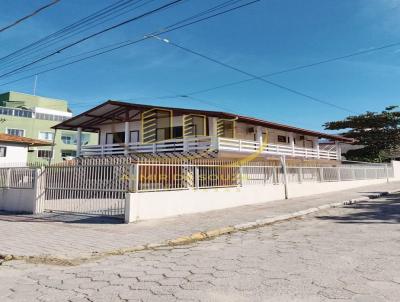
1 194 400 302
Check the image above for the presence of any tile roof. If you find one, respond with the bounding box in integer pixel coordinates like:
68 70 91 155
0 133 52 146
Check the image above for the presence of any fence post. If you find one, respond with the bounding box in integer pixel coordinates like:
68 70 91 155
263 166 267 185
318 167 324 182
129 164 139 192
298 167 303 183
239 165 243 187
6 168 11 188
280 156 289 199
195 166 200 189
385 164 389 183
337 167 341 182
33 168 45 214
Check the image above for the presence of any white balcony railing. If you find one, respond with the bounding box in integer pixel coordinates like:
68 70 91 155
81 137 339 160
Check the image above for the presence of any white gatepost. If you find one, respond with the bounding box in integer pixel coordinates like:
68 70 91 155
124 121 130 155
33 168 46 214
76 127 82 157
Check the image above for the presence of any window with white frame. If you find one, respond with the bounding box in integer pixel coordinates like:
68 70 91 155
37 150 53 158
61 133 75 145
38 131 54 141
6 128 25 137
0 146 6 157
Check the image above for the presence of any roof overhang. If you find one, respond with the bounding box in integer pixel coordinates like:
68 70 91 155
53 100 354 143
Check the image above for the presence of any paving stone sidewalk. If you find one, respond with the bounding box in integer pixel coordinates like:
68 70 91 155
0 181 399 259
2 194 400 301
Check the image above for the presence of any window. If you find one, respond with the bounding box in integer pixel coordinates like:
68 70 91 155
277 135 288 143
6 128 25 137
37 150 53 158
106 132 125 144
38 131 54 141
61 132 89 145
81 133 90 145
61 134 74 145
0 107 32 118
130 131 139 143
61 150 76 158
172 126 183 139
0 147 6 157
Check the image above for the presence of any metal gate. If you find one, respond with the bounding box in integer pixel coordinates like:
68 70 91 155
43 162 129 218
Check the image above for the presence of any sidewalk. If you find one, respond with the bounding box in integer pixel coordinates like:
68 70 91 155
1 181 399 261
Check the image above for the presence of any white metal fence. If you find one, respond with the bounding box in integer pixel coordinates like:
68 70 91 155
132 160 392 192
0 167 35 189
0 158 394 217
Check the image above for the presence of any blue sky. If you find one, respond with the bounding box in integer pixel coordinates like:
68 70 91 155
0 0 399 132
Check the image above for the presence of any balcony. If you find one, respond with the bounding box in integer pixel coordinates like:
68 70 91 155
80 137 339 160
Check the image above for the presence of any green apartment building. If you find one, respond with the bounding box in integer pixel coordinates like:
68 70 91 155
0 91 97 164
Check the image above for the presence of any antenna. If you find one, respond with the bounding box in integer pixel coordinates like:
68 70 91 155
33 75 38 95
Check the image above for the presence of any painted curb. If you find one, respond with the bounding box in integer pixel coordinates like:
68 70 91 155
1 189 398 266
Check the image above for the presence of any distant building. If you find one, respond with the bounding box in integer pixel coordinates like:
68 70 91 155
0 91 97 164
0 133 51 166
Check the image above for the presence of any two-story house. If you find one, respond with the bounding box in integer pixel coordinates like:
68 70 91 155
53 100 353 162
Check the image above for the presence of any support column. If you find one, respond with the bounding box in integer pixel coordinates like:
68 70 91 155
124 121 130 155
256 126 263 147
208 117 218 150
76 127 82 157
335 141 341 160
314 138 320 159
289 132 295 156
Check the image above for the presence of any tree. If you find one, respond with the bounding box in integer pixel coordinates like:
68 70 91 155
324 106 400 162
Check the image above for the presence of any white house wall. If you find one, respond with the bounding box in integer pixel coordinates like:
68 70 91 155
0 143 28 165
96 116 322 147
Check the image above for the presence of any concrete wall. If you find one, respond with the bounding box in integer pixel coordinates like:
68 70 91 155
0 169 44 214
125 178 392 223
0 188 36 213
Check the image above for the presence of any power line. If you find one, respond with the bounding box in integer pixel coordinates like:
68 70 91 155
1 0 246 78
0 0 249 75
183 41 400 96
0 0 139 64
0 0 157 72
0 0 260 87
0 0 186 79
0 0 61 33
151 36 357 114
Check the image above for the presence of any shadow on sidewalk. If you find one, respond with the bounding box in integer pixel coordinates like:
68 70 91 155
0 211 124 224
317 194 400 224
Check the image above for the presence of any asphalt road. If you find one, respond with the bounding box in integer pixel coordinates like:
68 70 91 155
1 194 400 302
